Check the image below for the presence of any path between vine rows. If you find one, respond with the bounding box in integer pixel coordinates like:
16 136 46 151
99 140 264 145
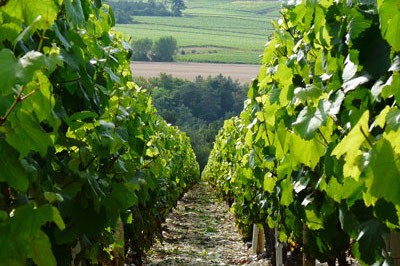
144 181 271 266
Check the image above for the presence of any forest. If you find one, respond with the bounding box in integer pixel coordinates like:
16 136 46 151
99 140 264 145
135 74 248 169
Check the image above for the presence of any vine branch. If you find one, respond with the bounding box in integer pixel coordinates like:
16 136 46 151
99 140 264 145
360 126 373 148
0 85 26 126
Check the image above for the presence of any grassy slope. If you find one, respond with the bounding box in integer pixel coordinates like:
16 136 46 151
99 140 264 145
114 0 280 64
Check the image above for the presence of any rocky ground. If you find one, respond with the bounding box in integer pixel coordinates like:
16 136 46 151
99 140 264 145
143 181 271 266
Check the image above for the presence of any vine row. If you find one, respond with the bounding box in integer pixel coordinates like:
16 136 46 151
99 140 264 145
0 1 199 265
203 0 400 264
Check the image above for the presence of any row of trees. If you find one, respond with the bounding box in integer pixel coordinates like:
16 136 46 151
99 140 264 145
135 74 248 170
203 0 400 265
107 0 186 24
131 36 178 61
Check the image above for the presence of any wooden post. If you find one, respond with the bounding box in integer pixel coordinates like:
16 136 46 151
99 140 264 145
71 240 82 266
252 224 265 254
114 220 125 266
389 231 400 266
275 227 283 266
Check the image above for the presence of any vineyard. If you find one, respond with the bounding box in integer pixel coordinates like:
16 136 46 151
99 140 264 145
203 0 400 265
0 0 399 266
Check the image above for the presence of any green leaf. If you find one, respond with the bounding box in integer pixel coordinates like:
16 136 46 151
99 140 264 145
104 66 121 84
0 49 18 96
305 208 324 230
374 199 399 226
365 137 400 206
6 110 53 158
378 0 400 51
331 110 369 178
382 72 400 103
292 100 328 140
355 219 387 265
343 74 371 93
263 173 276 193
294 84 322 103
0 205 64 266
280 178 293 206
0 141 29 191
146 146 159 158
2 0 58 32
106 183 139 212
23 72 55 124
64 0 86 26
293 175 310 193
29 230 56 266
374 105 390 128
16 51 47 85
386 108 400 131
342 55 358 82
326 177 363 204
349 7 373 40
289 133 325 170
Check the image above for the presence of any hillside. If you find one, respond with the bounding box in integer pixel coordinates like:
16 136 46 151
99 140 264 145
115 0 281 64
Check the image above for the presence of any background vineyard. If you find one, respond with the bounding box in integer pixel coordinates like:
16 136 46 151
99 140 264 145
203 0 400 265
115 0 280 64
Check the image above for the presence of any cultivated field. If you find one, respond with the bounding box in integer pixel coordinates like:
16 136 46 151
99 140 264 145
130 61 261 84
115 0 280 64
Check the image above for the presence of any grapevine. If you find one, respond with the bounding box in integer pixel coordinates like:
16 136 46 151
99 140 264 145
203 0 400 264
0 0 199 265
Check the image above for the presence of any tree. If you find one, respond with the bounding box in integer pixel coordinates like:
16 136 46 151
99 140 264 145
131 38 153 61
169 0 186 16
152 36 177 62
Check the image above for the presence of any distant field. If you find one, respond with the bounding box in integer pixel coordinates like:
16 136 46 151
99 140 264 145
114 0 281 64
131 62 261 84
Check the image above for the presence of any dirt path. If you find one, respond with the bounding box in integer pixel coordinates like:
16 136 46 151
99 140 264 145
144 182 271 266
131 62 261 84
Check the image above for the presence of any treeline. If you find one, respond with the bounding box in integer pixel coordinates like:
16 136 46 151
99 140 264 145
135 74 248 169
132 36 178 62
107 0 186 23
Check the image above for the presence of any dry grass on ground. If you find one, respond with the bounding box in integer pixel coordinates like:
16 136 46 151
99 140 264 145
144 182 271 266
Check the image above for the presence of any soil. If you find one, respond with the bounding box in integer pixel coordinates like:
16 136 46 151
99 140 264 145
143 181 271 266
130 62 260 84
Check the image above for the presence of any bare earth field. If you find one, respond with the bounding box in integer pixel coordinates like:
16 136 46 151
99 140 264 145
130 62 261 84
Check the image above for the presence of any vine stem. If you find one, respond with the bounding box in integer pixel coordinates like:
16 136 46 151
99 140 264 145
38 29 48 52
0 85 26 126
317 129 329 147
360 126 374 148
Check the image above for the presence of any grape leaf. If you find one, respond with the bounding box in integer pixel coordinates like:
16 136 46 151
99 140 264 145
305 208 324 230
0 49 18 95
292 100 328 140
0 142 29 191
365 138 400 206
6 110 53 158
377 0 400 51
289 133 325 169
331 110 369 158
280 178 294 206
